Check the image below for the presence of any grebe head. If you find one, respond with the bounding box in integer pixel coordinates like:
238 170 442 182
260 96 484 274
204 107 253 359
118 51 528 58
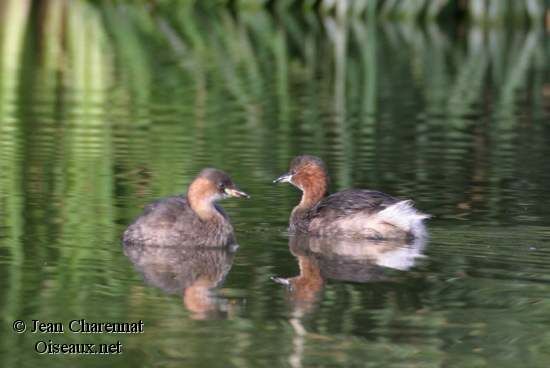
274 155 328 195
188 168 249 209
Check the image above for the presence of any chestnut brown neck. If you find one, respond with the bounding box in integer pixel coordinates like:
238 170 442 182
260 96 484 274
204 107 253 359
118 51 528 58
187 178 221 221
297 173 328 210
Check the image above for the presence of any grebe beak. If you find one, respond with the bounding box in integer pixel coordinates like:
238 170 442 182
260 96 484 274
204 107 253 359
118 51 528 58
270 276 290 286
273 172 292 184
224 187 250 199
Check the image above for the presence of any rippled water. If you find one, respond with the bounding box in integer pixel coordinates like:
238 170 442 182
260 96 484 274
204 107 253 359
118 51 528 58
1 2 550 367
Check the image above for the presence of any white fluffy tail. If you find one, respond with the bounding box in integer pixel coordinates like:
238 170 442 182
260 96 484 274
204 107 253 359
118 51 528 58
376 200 430 238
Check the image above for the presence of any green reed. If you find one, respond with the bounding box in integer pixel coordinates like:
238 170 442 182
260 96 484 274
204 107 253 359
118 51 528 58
0 1 549 365
145 0 546 23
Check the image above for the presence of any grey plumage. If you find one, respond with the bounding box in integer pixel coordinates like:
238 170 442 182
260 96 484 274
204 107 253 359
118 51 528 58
123 196 235 247
312 189 399 217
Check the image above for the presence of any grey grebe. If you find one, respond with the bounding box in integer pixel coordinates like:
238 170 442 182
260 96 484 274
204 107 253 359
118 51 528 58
123 168 249 247
274 155 428 239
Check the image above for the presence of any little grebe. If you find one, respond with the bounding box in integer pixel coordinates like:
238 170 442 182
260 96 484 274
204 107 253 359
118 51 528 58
123 168 248 247
274 155 428 239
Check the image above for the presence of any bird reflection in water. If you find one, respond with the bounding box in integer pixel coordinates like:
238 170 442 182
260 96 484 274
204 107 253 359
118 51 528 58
272 232 427 368
123 242 239 319
273 233 427 312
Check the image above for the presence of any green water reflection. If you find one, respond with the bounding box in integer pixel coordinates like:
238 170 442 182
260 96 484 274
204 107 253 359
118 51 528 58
0 1 549 367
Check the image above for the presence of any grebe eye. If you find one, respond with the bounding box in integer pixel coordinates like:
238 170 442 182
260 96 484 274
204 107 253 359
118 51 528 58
218 182 225 190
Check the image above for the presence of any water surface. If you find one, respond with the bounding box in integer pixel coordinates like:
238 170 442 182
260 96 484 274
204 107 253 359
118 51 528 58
1 2 549 367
